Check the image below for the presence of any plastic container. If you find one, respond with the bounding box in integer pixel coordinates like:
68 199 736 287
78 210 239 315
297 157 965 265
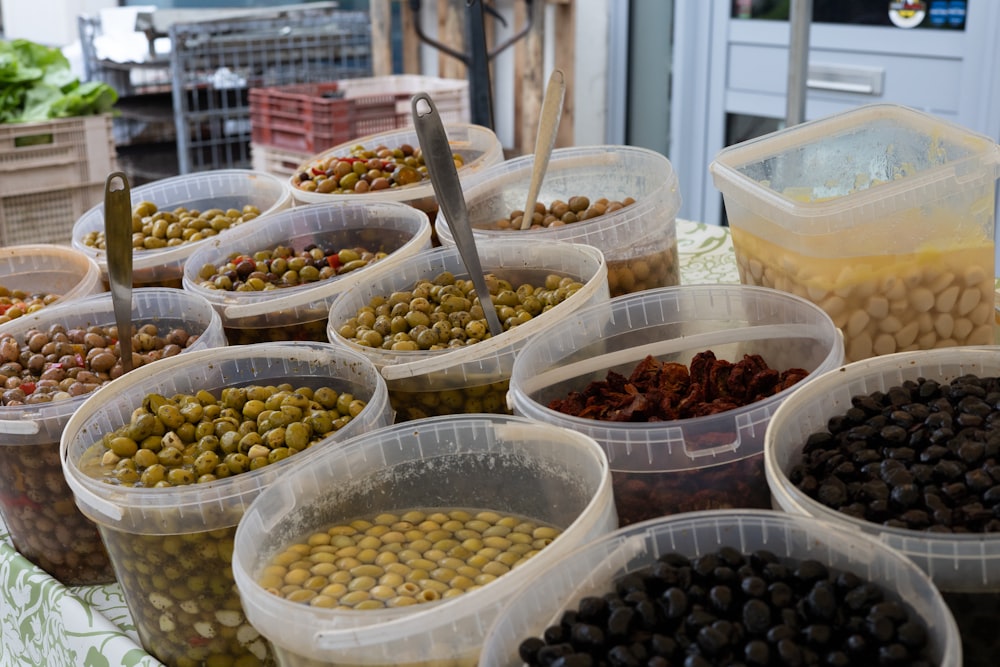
71 169 292 288
0 288 225 585
0 244 103 320
326 239 609 421
182 200 433 344
479 510 961 667
288 124 504 235
710 103 1000 363
435 145 681 296
60 341 392 667
232 413 617 667
508 284 844 526
764 347 1000 665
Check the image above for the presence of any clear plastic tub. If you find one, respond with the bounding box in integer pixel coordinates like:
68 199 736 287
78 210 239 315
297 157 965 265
436 145 682 296
232 413 617 667
326 239 608 421
71 170 292 288
479 510 961 667
182 200 433 344
288 123 504 238
60 341 392 666
0 287 225 585
710 103 1000 362
0 244 102 321
764 347 1000 664
508 284 844 526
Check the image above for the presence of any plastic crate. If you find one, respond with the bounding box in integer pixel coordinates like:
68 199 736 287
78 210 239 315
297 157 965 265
249 83 399 154
250 142 313 180
337 74 469 125
249 75 470 154
170 8 373 174
0 114 117 197
0 181 104 246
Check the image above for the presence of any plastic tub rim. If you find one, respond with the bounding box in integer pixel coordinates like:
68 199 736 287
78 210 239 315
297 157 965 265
0 243 103 306
508 284 844 441
70 169 293 271
436 144 682 246
231 413 614 653
181 199 433 321
326 239 608 379
709 103 1000 221
0 287 225 435
288 123 504 206
60 341 390 526
480 508 961 667
766 346 1000 550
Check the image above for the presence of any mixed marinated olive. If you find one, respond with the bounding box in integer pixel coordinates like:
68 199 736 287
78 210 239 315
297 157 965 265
479 196 679 296
86 383 367 487
389 379 511 422
196 244 388 292
102 523 270 667
260 508 562 609
517 547 934 667
0 441 115 585
0 286 61 324
291 143 463 194
81 201 263 252
488 196 636 231
0 323 198 406
335 271 584 351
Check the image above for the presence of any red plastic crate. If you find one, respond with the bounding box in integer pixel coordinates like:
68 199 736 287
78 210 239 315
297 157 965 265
249 83 401 154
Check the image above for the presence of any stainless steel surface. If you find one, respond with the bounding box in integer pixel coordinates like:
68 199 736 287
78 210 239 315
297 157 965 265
104 172 134 374
807 63 884 95
786 0 812 126
520 69 566 230
411 92 504 339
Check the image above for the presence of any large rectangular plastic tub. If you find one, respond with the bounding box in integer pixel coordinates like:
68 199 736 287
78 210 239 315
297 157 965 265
710 104 1000 363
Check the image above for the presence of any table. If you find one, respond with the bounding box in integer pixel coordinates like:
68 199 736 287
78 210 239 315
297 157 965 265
0 220 736 667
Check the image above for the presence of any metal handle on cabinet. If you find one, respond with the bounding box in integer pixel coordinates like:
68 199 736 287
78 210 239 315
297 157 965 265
806 63 884 96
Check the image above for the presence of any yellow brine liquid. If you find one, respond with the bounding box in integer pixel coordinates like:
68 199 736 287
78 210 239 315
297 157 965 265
731 227 996 362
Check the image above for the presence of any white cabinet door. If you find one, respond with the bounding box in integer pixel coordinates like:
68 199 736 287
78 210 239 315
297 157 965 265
670 0 1000 227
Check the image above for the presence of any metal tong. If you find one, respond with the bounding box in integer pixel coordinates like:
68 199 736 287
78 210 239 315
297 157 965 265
104 171 134 373
411 92 504 338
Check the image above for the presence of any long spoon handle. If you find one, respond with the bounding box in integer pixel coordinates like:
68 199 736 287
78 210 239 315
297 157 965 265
104 171 134 373
520 69 565 230
411 92 504 339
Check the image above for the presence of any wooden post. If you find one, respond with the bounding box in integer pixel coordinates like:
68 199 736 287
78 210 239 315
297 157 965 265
370 0 393 77
438 0 466 80
399 0 421 74
551 0 575 147
516 0 547 155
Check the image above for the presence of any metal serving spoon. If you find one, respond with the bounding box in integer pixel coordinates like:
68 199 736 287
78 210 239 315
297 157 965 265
411 92 504 338
104 171 134 373
520 68 566 230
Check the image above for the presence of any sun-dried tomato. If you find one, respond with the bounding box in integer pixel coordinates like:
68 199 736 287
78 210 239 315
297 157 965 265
548 350 808 422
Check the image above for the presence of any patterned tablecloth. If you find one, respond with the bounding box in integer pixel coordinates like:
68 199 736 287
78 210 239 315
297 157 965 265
0 220 737 667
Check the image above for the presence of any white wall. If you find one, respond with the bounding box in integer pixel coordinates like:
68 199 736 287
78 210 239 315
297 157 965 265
1 0 117 46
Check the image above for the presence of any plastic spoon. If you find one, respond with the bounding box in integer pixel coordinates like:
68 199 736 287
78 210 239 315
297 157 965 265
520 69 566 230
411 92 504 339
104 171 134 373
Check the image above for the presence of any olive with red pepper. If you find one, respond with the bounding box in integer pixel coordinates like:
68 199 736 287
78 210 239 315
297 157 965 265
197 243 387 291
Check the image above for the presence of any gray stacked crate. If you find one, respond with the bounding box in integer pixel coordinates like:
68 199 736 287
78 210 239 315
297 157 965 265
169 7 372 174
77 14 177 184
